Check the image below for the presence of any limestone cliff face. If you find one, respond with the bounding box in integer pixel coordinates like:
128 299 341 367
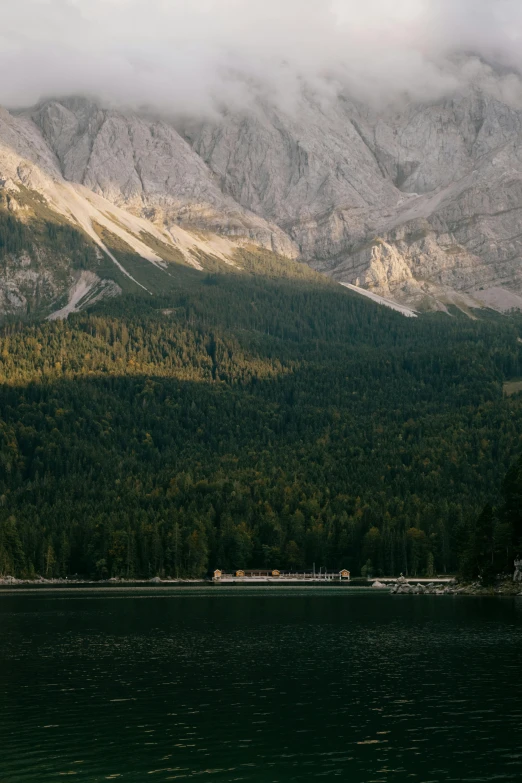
29 98 297 258
183 93 399 259
0 101 288 317
182 85 522 311
4 67 522 315
0 102 296 317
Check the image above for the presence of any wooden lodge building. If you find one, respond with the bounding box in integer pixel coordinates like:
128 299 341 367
213 569 351 582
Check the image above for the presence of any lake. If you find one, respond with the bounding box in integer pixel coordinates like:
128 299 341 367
1 587 522 782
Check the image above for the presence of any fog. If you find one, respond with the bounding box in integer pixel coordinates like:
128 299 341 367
2 0 522 114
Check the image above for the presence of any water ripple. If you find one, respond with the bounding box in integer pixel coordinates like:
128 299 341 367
0 589 521 782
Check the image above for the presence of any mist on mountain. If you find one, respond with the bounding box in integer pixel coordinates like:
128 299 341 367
3 0 522 116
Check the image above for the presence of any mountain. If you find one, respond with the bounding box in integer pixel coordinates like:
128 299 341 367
183 85 522 313
2 72 522 580
3 62 522 317
0 100 298 318
29 98 296 257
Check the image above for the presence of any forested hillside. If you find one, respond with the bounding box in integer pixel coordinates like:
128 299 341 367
463 455 522 582
1 257 522 580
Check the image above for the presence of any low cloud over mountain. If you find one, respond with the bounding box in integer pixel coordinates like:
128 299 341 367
3 0 522 114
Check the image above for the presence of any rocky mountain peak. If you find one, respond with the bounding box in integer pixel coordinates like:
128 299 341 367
4 67 522 316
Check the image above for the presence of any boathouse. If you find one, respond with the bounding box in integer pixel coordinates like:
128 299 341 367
212 568 351 581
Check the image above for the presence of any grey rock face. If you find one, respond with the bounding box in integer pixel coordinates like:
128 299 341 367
0 103 297 316
5 66 522 313
30 98 297 257
183 85 522 310
183 93 399 260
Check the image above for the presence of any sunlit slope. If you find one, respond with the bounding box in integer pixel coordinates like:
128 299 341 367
0 103 305 318
0 178 319 318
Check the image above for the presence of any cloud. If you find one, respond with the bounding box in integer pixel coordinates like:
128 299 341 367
2 0 522 114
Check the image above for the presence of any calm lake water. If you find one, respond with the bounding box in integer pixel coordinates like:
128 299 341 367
1 587 522 782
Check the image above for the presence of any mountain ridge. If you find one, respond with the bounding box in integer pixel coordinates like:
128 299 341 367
0 103 301 317
3 68 522 316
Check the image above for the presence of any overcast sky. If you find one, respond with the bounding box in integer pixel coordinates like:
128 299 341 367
2 0 522 113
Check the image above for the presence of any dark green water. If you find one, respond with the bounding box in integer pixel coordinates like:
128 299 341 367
1 587 522 782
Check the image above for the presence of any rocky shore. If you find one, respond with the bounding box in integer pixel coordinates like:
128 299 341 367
383 577 522 597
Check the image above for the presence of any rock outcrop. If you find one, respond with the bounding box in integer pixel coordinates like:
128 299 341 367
29 98 297 258
182 79 522 312
4 61 522 315
0 104 297 316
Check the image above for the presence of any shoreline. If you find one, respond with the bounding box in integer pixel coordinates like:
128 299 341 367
0 577 368 590
385 578 522 597
0 576 520 596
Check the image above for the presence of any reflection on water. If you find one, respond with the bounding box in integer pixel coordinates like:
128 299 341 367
1 587 521 782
